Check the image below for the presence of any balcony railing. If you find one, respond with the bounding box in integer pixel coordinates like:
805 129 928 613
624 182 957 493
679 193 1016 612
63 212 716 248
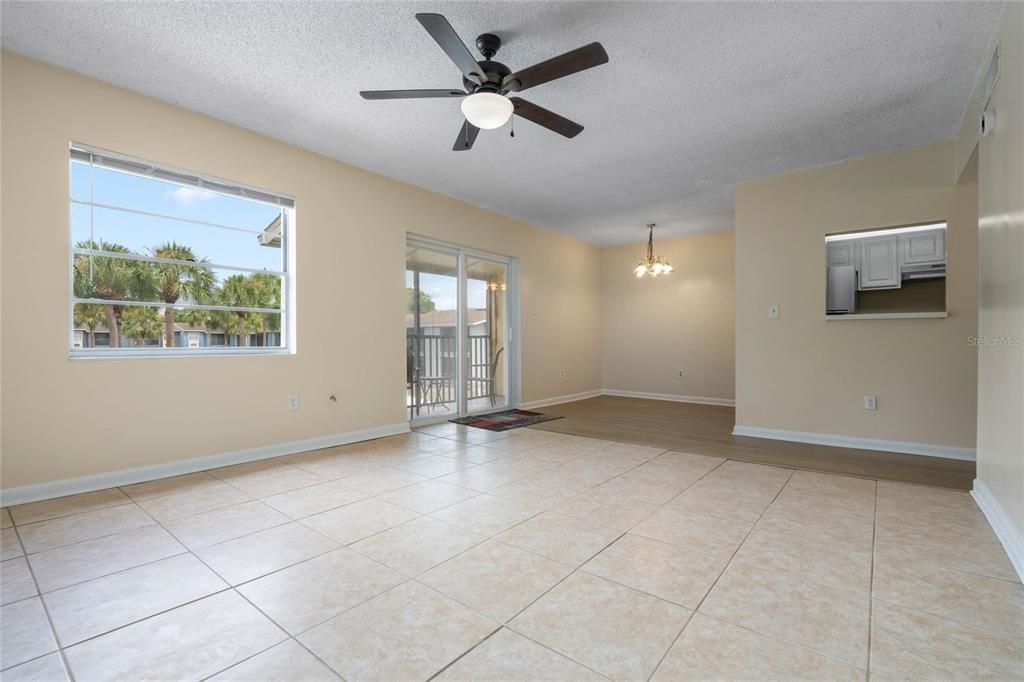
406 331 499 417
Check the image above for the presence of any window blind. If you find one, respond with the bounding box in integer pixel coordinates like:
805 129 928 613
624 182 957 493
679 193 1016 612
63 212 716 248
70 146 294 209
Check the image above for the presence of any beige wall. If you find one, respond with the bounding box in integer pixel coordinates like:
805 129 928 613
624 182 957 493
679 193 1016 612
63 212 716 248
0 46 1003 493
0 52 602 489
601 231 735 401
735 141 979 449
973 5 1024 542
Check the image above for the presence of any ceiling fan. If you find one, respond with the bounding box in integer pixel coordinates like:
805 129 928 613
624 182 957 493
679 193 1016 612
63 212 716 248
360 13 609 151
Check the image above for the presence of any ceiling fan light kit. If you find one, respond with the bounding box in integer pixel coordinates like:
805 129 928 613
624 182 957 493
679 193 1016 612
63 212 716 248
461 92 513 129
359 13 608 150
634 224 674 278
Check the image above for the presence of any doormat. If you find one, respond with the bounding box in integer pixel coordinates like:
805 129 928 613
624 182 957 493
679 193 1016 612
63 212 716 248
450 409 563 432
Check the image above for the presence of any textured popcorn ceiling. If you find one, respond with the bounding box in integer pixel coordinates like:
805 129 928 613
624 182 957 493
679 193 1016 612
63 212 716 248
0 1 1002 245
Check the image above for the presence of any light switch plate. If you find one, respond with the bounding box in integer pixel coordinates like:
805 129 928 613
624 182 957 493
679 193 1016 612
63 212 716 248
768 304 780 319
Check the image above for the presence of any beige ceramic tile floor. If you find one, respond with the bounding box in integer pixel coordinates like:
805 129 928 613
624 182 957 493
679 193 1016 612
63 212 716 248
1 424 1022 681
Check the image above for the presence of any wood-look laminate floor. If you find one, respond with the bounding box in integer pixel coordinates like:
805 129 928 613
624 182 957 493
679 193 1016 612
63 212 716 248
530 395 975 490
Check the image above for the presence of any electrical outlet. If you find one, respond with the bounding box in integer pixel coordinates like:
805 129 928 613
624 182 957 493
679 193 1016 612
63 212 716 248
559 368 566 378
863 395 877 411
768 304 780 319
676 369 685 379
288 394 300 411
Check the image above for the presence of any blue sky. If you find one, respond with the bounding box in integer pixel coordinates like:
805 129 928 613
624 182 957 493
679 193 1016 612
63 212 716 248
404 271 489 311
71 161 283 277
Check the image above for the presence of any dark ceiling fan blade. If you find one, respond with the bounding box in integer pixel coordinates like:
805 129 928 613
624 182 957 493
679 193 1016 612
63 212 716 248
415 13 486 84
453 120 481 151
360 89 466 100
509 97 583 138
503 42 609 92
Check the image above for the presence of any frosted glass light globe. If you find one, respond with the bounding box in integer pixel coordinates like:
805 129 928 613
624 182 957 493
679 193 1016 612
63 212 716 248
461 93 513 129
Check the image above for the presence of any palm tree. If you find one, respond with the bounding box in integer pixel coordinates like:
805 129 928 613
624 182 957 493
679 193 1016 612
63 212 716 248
217 274 261 347
175 307 212 329
208 308 240 346
150 242 215 348
73 304 106 348
214 273 280 347
120 306 162 346
250 273 281 345
73 240 156 348
258 307 281 344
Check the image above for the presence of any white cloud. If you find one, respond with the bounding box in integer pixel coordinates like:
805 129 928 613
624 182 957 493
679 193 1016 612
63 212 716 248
165 186 216 207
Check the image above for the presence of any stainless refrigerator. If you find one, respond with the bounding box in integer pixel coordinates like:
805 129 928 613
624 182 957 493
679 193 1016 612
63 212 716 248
827 265 857 314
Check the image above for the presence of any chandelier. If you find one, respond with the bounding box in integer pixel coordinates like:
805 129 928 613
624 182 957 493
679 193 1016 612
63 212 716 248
633 223 673 278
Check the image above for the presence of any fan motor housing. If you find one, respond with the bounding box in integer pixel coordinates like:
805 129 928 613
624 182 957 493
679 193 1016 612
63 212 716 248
464 60 511 93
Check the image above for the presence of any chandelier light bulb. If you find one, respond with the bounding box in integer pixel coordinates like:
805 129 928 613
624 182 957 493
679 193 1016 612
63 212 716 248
631 223 673 278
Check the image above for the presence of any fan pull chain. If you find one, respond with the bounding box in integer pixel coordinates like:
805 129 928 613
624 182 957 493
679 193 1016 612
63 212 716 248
510 115 515 138
464 120 470 148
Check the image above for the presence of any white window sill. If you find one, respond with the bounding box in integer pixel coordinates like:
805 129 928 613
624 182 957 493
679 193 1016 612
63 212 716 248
70 348 293 360
825 312 948 320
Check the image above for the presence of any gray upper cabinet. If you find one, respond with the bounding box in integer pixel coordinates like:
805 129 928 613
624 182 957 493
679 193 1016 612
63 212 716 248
900 228 945 265
827 240 858 268
858 235 900 289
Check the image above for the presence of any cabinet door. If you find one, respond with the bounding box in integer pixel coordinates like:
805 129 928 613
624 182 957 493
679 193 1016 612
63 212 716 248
827 241 858 268
859 235 900 289
901 229 945 265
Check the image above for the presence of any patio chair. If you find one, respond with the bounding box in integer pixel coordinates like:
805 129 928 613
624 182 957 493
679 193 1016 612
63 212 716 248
481 346 504 407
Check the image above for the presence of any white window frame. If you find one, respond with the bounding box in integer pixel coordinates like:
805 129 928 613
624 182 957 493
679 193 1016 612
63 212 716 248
68 143 297 359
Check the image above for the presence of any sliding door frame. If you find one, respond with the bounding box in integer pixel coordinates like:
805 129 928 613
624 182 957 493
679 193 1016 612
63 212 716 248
406 234 520 424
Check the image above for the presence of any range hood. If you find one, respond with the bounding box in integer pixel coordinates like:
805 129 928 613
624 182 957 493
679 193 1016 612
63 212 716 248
901 263 946 281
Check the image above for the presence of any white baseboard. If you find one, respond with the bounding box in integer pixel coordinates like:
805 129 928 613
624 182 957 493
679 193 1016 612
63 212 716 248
602 389 736 407
519 389 603 410
521 389 734 410
732 425 976 461
0 422 410 507
972 479 1024 583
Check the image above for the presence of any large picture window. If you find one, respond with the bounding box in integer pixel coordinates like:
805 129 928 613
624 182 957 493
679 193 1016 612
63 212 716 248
69 145 294 355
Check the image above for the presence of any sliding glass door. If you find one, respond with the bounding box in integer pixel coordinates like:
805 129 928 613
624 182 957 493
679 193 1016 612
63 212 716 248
406 240 513 423
406 244 459 419
466 256 508 413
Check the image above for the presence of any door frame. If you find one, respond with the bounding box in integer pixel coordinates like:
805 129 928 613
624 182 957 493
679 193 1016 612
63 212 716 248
406 235 520 424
